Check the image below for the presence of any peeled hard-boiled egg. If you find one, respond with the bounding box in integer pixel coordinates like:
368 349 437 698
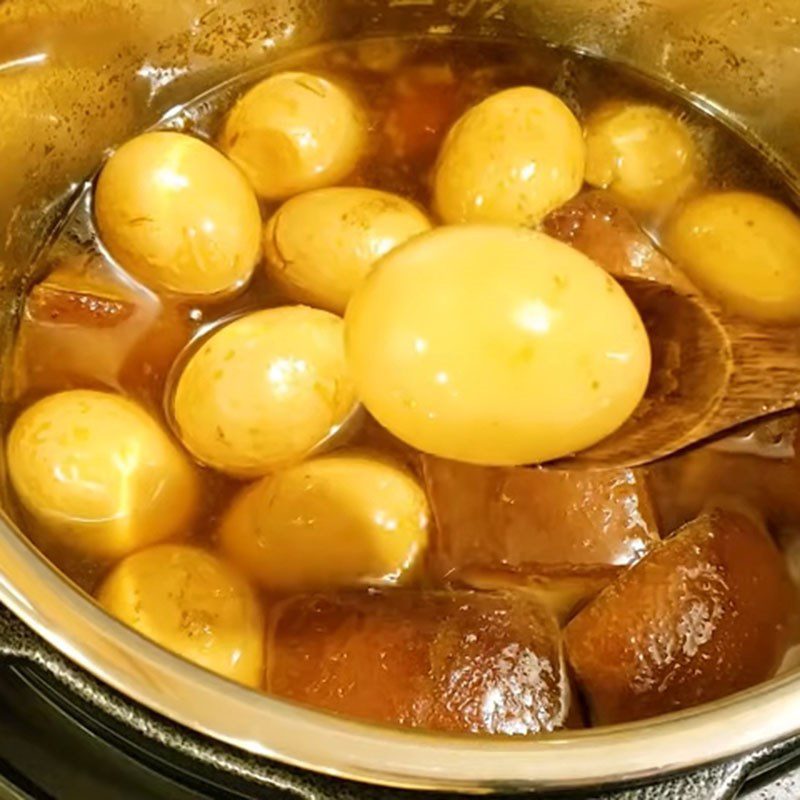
665 192 800 322
219 71 367 200
7 390 197 559
172 307 357 477
219 451 429 591
433 87 585 226
264 187 432 314
94 131 262 297
97 544 264 687
345 226 651 466
585 102 697 212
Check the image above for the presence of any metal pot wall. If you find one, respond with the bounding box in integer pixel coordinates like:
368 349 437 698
0 1 799 795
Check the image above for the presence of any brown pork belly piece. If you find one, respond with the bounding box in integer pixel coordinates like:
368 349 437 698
647 414 800 533
421 456 659 618
564 510 796 725
458 565 625 626
543 189 679 286
13 255 192 403
423 457 659 570
266 589 576 735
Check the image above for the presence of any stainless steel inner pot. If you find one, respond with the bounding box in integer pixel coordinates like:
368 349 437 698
1 0 799 794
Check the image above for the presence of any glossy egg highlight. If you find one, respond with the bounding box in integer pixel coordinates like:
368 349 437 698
172 307 357 477
345 226 651 465
95 131 261 297
264 187 432 314
219 451 429 591
665 191 800 322
7 390 197 559
585 102 697 212
219 71 367 200
98 544 264 687
433 87 585 226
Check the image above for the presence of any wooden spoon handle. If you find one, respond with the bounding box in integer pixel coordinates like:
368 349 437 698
701 316 800 435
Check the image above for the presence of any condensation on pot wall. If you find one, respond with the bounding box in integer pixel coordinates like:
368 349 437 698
0 0 797 281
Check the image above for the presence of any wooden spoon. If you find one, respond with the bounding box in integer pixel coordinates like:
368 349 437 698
543 192 800 468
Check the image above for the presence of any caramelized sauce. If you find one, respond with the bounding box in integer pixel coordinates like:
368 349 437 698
7 36 797 584
3 38 799 704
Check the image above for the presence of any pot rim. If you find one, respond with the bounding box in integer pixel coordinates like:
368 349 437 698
0 513 797 793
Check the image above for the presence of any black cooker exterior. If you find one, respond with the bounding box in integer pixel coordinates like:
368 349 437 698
0 606 796 800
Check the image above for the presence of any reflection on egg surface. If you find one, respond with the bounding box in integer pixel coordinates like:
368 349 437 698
7 390 197 559
346 225 651 466
172 307 357 477
98 544 264 687
95 131 261 297
433 87 585 226
219 451 429 591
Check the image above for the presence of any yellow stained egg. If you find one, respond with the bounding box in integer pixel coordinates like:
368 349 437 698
172 307 357 477
219 71 367 200
94 131 262 297
6 390 197 559
219 451 429 591
97 545 264 687
433 87 585 226
264 187 432 314
345 226 651 466
665 191 800 323
585 102 697 212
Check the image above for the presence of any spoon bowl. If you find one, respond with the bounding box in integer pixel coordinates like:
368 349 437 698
544 192 800 468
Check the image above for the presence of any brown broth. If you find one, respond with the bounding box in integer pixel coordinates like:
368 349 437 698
4 35 798 600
